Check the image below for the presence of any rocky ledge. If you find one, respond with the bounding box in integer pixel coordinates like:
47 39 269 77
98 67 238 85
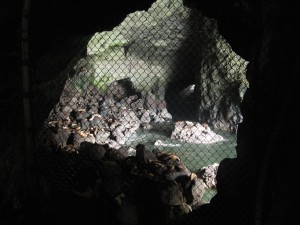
42 78 172 150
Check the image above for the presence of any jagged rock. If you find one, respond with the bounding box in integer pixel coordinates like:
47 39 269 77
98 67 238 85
61 105 73 114
84 0 247 132
171 121 224 144
42 2 248 162
144 92 157 111
196 163 219 189
153 115 166 123
140 110 152 123
121 146 136 156
89 105 99 114
140 123 153 130
89 115 104 126
94 129 110 144
79 118 90 130
157 108 172 120
107 140 122 149
120 110 140 128
45 74 176 151
112 126 127 145
75 109 87 121
131 99 144 111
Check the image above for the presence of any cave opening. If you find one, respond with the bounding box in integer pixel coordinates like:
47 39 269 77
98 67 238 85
34 0 249 219
1 0 296 224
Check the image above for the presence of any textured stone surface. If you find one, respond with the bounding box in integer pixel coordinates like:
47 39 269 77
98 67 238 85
73 0 248 132
171 121 224 144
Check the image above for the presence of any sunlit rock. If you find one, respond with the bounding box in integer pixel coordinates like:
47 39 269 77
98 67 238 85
196 163 219 189
171 121 224 144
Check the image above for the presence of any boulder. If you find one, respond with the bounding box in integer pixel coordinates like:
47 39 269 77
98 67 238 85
171 121 224 144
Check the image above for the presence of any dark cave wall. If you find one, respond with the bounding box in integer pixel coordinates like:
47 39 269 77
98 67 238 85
30 0 157 56
183 0 262 62
184 0 299 225
6 0 296 224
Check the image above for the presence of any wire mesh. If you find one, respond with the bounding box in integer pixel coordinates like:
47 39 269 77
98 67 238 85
35 0 249 224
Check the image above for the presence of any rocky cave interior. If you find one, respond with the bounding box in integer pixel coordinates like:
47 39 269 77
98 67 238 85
1 0 298 225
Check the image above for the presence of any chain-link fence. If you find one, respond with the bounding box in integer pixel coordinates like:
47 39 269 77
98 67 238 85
2 0 250 224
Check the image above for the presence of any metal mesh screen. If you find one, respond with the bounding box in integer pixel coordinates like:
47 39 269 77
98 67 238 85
35 0 249 224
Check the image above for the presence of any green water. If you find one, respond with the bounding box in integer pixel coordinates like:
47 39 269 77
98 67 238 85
126 122 237 202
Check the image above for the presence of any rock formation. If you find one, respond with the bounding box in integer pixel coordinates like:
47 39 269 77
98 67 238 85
67 0 248 133
171 121 224 144
42 78 172 150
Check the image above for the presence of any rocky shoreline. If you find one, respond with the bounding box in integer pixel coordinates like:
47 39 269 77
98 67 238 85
43 78 173 150
37 76 223 223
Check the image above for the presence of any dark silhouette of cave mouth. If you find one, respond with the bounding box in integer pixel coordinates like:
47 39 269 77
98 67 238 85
11 0 297 225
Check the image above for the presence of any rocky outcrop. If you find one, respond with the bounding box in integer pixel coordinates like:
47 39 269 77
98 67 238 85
171 121 224 144
69 0 248 133
76 0 193 101
42 78 172 150
196 163 219 189
195 17 248 133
